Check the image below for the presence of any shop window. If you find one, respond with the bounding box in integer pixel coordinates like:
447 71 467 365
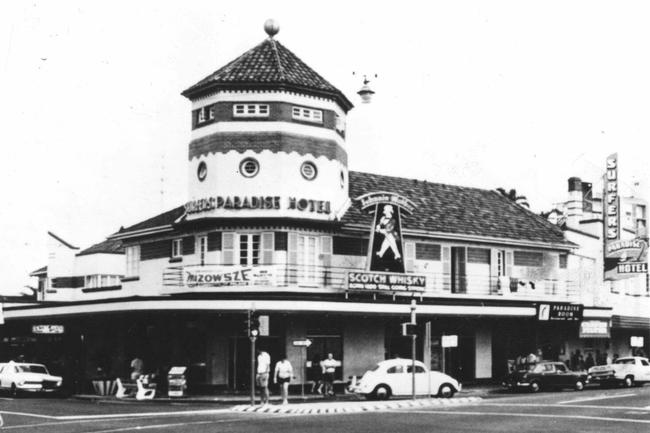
125 246 140 277
513 251 543 267
292 106 323 123
415 243 441 261
171 239 183 258
233 104 269 118
559 254 568 269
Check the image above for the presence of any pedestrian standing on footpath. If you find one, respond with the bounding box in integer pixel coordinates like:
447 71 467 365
256 350 271 406
322 353 340 396
274 355 293 405
130 356 144 381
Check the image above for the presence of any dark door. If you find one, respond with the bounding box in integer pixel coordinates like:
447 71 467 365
451 247 467 294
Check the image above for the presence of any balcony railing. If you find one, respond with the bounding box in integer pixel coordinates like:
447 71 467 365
162 263 581 301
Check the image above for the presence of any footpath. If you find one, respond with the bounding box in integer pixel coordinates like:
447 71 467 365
73 383 500 407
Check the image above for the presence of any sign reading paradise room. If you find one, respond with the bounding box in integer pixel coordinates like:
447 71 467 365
346 192 426 293
603 153 648 280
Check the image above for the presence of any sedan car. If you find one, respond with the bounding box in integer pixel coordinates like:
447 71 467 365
0 361 63 396
502 361 587 392
353 358 461 400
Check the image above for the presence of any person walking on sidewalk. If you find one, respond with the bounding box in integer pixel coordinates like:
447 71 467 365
322 353 340 396
274 355 293 405
256 350 271 406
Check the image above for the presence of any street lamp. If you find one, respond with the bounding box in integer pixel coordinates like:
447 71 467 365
357 75 376 103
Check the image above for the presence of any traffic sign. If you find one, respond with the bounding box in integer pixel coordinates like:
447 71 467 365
292 339 312 347
258 315 269 336
441 335 458 348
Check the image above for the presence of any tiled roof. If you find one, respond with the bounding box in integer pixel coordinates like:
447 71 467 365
343 172 572 246
29 265 47 276
117 206 185 234
77 238 125 256
114 172 571 247
182 38 353 111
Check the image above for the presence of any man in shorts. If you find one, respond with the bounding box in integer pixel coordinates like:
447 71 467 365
256 350 271 406
274 355 293 405
322 353 340 396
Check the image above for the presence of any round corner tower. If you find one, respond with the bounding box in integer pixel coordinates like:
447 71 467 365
181 21 354 221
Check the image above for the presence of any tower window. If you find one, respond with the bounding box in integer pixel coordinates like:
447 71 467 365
171 239 183 258
240 158 260 178
292 106 323 124
300 161 317 180
340 170 345 189
233 104 270 118
197 161 207 182
197 107 206 123
208 106 215 120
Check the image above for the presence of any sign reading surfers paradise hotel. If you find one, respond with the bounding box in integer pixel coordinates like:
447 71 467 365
603 153 648 280
346 192 426 293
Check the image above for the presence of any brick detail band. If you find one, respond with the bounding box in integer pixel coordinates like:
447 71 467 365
188 131 347 165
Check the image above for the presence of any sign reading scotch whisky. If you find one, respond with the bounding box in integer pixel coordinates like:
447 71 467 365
347 271 426 292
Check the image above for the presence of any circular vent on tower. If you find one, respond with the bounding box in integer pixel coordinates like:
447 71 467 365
300 161 317 180
239 158 260 178
197 161 207 182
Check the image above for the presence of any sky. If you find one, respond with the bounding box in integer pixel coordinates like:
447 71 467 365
1 1 648 292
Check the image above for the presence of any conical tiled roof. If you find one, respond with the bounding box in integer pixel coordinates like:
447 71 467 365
182 38 353 111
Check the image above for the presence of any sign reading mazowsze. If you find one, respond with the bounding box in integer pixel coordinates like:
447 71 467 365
163 265 276 289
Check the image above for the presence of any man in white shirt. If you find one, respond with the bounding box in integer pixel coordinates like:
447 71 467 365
256 350 271 406
322 353 340 396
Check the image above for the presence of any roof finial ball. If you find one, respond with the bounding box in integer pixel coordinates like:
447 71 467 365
264 19 280 38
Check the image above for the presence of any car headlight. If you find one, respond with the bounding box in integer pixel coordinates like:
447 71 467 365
18 381 25 386
56 380 63 387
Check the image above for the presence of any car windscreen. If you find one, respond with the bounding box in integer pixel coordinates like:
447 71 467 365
17 365 48 374
613 359 635 365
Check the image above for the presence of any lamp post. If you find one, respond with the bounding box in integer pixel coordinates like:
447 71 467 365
410 299 417 400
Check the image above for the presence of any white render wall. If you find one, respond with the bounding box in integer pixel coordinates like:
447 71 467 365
186 149 349 221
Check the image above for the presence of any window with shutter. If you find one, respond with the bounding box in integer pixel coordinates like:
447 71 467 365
415 243 441 261
442 246 451 291
320 236 333 287
222 233 235 265
405 242 415 272
287 232 298 284
261 232 274 264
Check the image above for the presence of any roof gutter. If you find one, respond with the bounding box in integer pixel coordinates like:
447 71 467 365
343 223 576 251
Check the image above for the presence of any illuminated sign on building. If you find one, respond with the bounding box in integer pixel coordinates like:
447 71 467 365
537 303 583 321
32 325 65 334
347 271 426 292
579 320 610 338
185 196 330 215
603 153 648 280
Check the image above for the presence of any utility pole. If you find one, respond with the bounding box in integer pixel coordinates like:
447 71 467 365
248 306 258 406
410 299 417 400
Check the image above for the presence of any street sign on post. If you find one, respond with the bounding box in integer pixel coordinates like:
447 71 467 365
442 335 458 348
292 339 312 347
258 315 270 336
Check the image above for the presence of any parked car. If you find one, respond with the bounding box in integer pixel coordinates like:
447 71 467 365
352 358 461 400
588 356 650 387
502 361 587 392
0 361 63 396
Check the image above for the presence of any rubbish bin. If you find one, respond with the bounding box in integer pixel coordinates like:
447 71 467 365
167 366 187 397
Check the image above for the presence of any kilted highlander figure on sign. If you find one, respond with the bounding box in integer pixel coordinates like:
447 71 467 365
356 192 416 274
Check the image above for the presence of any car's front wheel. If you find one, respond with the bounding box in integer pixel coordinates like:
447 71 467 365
623 376 634 388
372 384 391 400
438 383 455 398
574 379 585 391
529 380 541 393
